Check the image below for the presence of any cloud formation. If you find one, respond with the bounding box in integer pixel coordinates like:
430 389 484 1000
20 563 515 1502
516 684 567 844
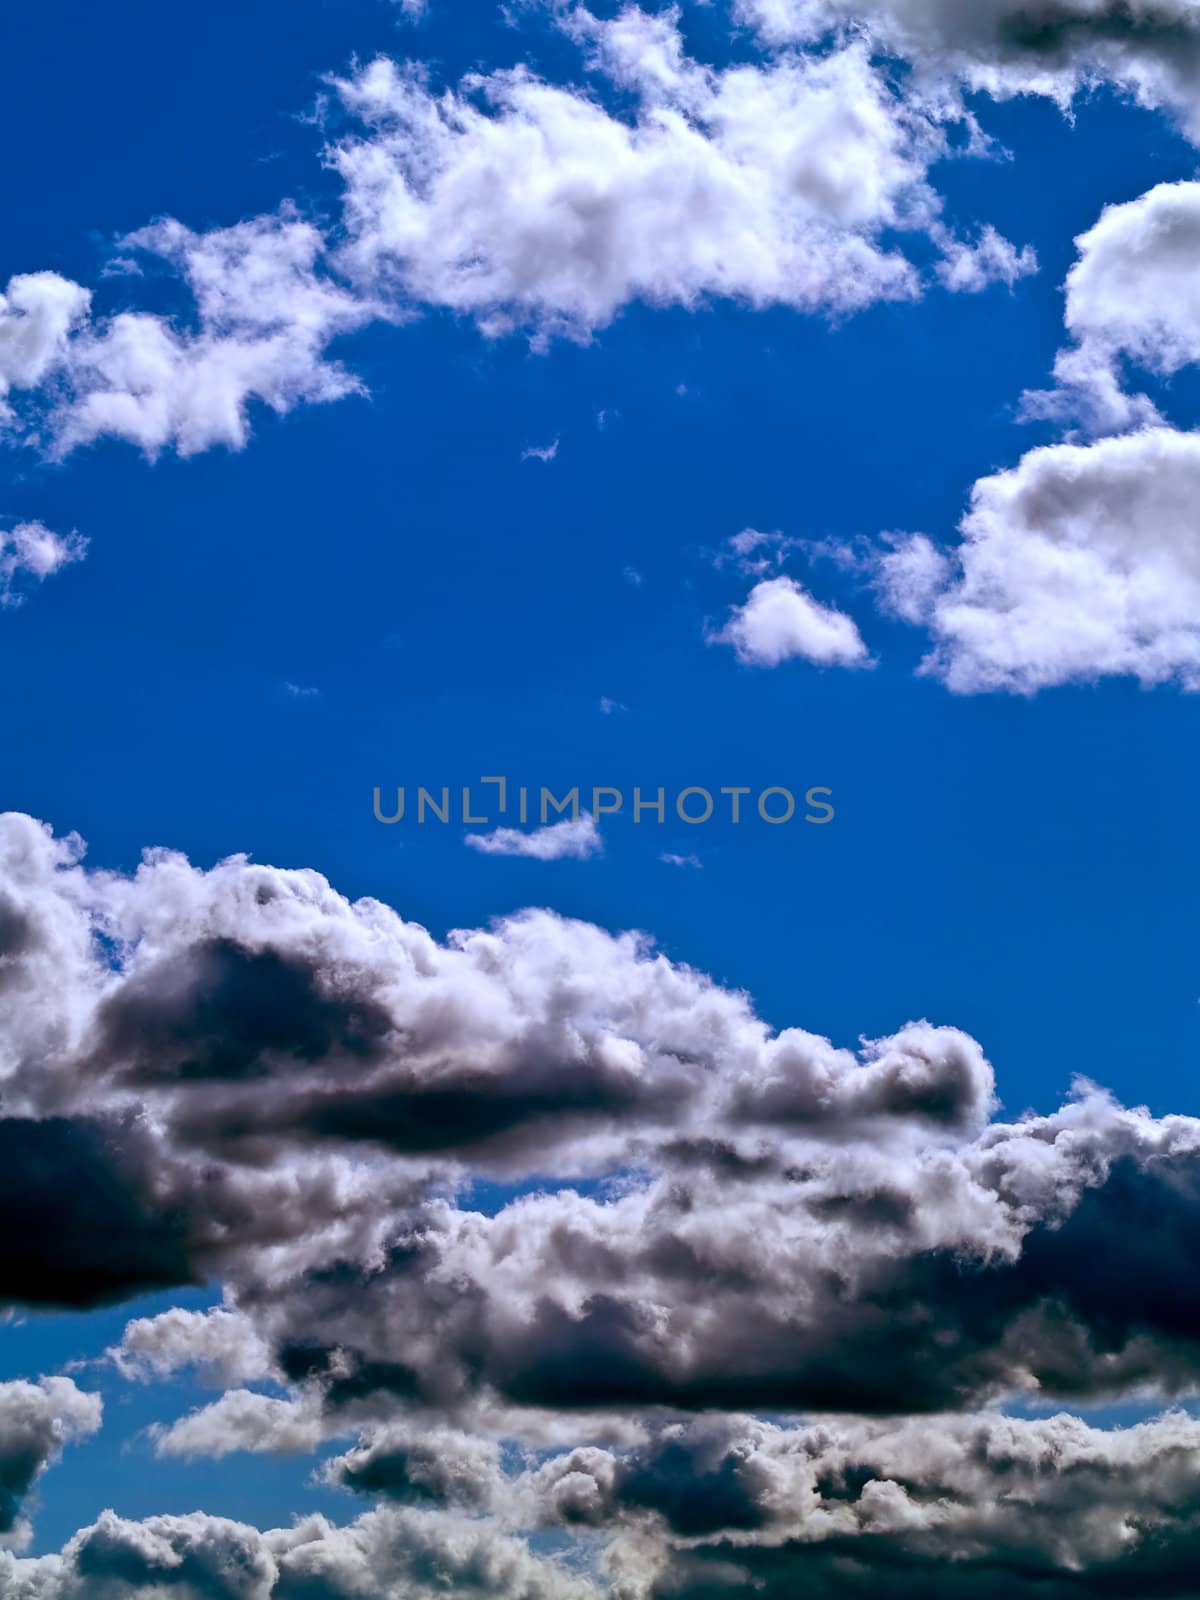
5 808 1200 1430
0 6 1036 477
879 427 1200 692
6 815 1200 1589
329 23 987 343
737 0 1200 138
713 576 872 668
1025 179 1200 431
466 815 604 860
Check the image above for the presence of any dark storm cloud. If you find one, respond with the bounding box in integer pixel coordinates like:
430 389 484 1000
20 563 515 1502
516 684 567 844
527 1408 1200 1599
215 1117 1200 1423
13 812 1200 1596
327 1424 500 1509
0 1117 193 1310
92 937 395 1087
997 0 1200 63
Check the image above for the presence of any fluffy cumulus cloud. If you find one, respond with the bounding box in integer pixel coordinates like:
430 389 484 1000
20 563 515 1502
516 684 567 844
1026 179 1200 431
19 213 371 461
736 0 1200 138
878 428 1200 692
0 6 1038 474
10 814 1200 1587
0 1505 601 1600
864 173 1200 694
714 576 872 667
328 18 1003 342
108 1307 274 1389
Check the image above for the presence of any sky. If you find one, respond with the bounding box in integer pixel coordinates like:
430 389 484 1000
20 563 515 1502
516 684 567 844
3 1 1200 1596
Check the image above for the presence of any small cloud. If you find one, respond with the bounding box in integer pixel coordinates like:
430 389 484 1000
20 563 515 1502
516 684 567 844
716 528 799 577
596 408 619 431
599 696 626 715
661 853 702 869
284 682 320 699
521 438 559 463
675 382 688 397
100 255 143 279
0 521 87 607
465 813 602 861
712 576 872 670
623 565 643 587
936 224 1038 295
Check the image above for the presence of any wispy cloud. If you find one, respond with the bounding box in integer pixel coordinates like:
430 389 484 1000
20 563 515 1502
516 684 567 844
521 438 559 463
465 813 602 860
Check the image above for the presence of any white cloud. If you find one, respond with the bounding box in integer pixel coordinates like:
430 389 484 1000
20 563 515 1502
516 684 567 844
521 437 559 461
0 273 91 425
660 852 702 868
881 428 1200 693
465 813 603 860
110 1307 274 1389
934 223 1038 293
52 212 371 459
0 522 87 607
1025 181 1200 432
329 26 970 342
0 9 1058 465
152 1391 326 1461
713 575 872 668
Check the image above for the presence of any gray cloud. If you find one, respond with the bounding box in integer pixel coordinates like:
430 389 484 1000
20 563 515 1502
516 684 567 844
10 813 1200 1594
739 0 1200 138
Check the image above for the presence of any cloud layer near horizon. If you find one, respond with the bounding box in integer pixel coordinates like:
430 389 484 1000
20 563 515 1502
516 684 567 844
5 812 1200 1592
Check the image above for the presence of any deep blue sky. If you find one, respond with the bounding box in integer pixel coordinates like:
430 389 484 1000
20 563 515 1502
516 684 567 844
2 0 1199 1553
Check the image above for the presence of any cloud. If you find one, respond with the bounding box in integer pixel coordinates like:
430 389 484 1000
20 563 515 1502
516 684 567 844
879 428 1200 693
933 222 1038 293
0 1378 101 1538
0 272 91 425
52 212 371 459
109 1307 274 1389
15 816 1200 1584
325 1423 501 1508
522 438 560 462
528 1407 1200 1597
0 1506 601 1600
465 814 604 860
736 0 1200 140
0 522 87 607
329 26 975 342
152 1390 326 1462
0 8 1071 468
10 809 1200 1434
713 576 872 668
660 853 702 868
1024 180 1200 432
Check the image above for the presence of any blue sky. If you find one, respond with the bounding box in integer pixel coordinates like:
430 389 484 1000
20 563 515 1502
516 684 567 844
4 2 1200 1594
